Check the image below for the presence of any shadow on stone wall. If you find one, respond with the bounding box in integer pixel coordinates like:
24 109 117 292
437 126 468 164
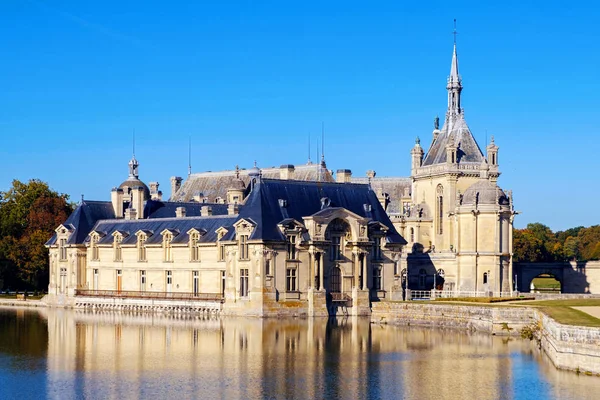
514 261 596 294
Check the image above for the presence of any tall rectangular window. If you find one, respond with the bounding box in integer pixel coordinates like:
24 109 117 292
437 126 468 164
373 267 382 291
330 236 341 261
372 237 382 260
193 271 199 295
140 270 146 291
163 234 172 262
166 270 173 292
286 268 297 292
138 236 146 261
114 238 122 262
91 236 99 260
190 233 200 262
286 235 297 260
239 235 249 260
218 244 226 261
59 238 67 260
239 269 249 297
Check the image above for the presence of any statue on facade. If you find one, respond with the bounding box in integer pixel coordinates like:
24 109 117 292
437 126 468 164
434 115 440 130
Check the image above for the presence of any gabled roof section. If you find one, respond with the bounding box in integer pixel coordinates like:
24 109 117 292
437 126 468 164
422 116 484 166
236 179 405 244
46 200 115 246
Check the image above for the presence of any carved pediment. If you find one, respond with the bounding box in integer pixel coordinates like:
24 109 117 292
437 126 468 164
233 218 256 236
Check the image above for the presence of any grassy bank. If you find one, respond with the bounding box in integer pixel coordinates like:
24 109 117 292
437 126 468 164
518 299 600 328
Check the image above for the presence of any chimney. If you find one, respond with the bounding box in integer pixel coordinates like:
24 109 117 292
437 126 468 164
228 203 239 215
279 164 295 180
336 169 352 183
131 186 145 219
175 206 186 218
170 176 183 198
201 205 213 216
149 182 160 200
111 188 124 218
124 208 137 220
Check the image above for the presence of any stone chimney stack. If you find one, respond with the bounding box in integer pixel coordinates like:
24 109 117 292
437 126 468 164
201 205 213 216
228 203 239 215
150 182 161 200
175 206 187 218
170 176 183 198
336 169 352 183
279 164 295 180
111 188 124 218
131 186 145 219
124 208 137 220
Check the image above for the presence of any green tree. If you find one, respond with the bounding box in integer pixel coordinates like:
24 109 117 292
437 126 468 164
0 179 73 290
578 225 600 261
513 228 546 262
563 236 580 261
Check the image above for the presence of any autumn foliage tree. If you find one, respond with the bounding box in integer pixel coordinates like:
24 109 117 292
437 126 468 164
0 179 73 290
514 223 600 263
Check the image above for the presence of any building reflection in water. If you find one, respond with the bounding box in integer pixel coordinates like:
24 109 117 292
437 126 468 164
21 309 598 399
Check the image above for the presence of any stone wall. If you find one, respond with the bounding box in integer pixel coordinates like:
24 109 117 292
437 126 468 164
371 301 600 374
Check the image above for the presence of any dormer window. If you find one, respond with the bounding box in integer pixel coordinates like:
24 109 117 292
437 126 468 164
190 232 200 262
163 233 173 262
59 238 67 260
138 234 147 262
286 235 297 260
114 235 123 262
90 234 99 261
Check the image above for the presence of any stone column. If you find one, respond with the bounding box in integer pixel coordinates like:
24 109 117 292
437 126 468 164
319 253 324 291
362 252 369 290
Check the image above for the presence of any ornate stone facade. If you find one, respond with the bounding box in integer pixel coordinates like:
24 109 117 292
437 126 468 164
46 40 514 315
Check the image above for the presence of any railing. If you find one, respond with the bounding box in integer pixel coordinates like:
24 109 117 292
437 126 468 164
408 290 515 300
330 292 352 302
75 289 224 302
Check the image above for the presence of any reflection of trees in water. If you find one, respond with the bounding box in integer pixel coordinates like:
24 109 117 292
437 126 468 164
0 309 48 367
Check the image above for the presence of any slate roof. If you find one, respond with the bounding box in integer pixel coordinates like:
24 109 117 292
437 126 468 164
92 216 238 246
422 115 484 166
232 178 405 244
350 177 412 215
172 163 334 202
45 200 115 246
48 177 405 248
143 200 228 218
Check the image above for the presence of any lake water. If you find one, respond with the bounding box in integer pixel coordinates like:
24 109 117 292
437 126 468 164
0 307 598 400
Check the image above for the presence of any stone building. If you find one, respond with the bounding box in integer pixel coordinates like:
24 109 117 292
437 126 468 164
45 39 515 315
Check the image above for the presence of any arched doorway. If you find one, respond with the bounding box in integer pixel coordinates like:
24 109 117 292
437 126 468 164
330 266 341 293
530 273 561 293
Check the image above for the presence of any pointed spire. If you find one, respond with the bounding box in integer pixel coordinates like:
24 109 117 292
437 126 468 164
449 19 460 85
447 19 463 116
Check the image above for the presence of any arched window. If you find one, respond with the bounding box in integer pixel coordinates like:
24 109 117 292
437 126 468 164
483 272 488 284
410 228 415 243
436 185 444 235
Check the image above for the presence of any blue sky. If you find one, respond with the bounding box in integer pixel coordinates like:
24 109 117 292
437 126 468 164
0 1 598 231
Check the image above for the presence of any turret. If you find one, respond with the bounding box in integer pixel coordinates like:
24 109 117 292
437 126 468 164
227 165 246 204
487 136 499 167
411 137 424 173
